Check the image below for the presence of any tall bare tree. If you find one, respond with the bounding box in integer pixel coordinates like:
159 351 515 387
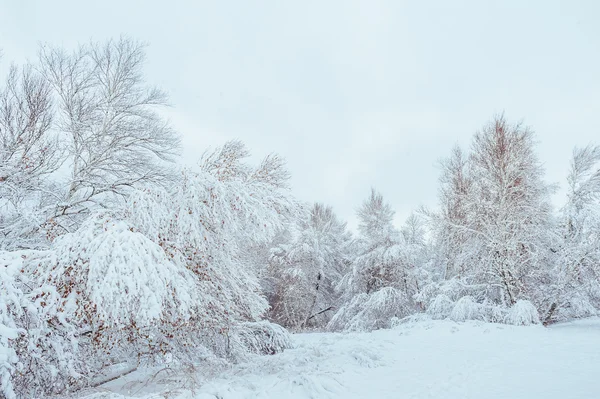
39 37 180 229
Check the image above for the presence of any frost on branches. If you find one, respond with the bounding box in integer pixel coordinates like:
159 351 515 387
0 38 181 251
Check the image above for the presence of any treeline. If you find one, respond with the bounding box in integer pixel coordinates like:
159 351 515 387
1 38 599 398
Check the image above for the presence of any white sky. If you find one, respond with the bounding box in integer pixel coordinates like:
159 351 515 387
1 0 599 230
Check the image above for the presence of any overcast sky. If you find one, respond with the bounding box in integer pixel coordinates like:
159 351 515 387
2 0 599 230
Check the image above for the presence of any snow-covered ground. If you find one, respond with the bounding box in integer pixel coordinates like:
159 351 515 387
77 317 600 399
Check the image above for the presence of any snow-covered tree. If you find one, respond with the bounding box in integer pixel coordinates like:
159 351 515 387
126 141 298 355
329 190 424 331
428 145 476 281
0 38 181 250
38 37 180 231
268 203 352 329
468 115 555 307
546 145 600 323
424 115 556 322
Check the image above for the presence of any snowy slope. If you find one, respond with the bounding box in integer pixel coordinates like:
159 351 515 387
76 317 600 399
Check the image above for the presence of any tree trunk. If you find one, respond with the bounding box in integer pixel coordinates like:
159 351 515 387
301 272 322 328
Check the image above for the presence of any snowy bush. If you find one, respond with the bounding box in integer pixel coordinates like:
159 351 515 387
327 293 369 332
41 214 197 328
0 254 21 399
480 302 508 323
228 321 293 360
27 213 204 383
567 294 598 319
427 294 454 320
329 288 409 332
551 293 598 322
1 251 81 399
450 296 481 322
505 300 540 326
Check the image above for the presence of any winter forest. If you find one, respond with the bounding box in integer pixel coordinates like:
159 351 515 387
1 38 599 398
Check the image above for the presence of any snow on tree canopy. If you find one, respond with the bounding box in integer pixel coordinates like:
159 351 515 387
125 143 299 330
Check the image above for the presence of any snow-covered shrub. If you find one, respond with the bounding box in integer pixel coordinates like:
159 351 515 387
228 321 293 360
450 296 481 322
566 294 598 319
329 288 408 332
36 214 198 371
349 287 408 331
43 215 196 326
327 293 369 332
479 301 508 323
0 254 21 399
1 251 80 399
427 294 454 320
505 300 540 326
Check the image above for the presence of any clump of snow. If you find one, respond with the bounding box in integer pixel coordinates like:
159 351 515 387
427 294 454 319
505 300 540 325
449 296 480 322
